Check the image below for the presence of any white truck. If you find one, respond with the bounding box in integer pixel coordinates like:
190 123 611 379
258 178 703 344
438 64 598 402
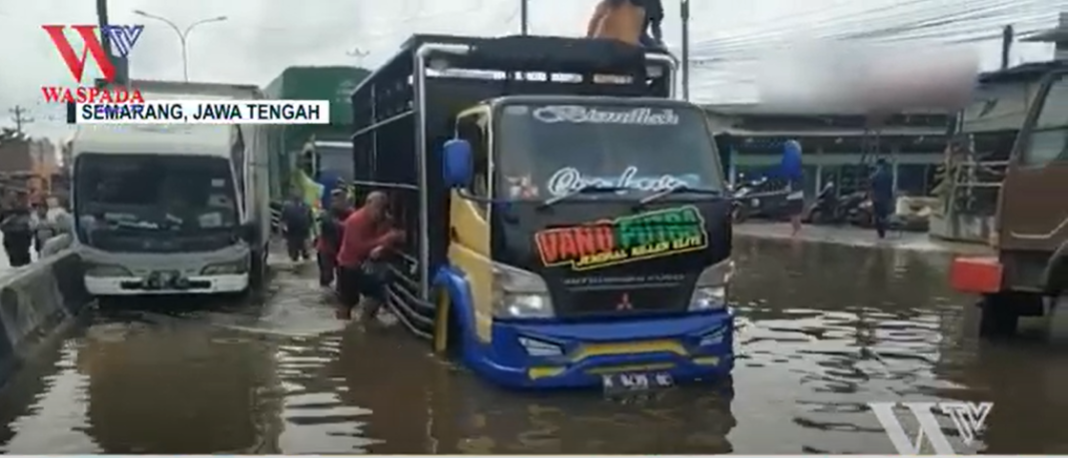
70 80 271 296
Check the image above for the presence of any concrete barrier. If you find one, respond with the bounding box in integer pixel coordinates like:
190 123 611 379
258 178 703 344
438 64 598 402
0 249 90 386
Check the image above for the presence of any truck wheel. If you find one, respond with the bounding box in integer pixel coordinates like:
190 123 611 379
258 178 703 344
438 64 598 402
978 293 1019 338
250 248 267 291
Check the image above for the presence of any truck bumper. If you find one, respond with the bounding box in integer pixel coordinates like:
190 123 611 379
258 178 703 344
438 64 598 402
461 312 734 389
85 274 249 296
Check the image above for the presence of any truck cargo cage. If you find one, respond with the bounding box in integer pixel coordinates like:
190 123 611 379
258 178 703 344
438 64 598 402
348 34 678 337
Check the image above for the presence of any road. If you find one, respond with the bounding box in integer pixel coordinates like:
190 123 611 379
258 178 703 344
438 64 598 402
1 237 1067 454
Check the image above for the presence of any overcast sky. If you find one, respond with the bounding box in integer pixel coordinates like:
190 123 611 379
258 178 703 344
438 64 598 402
0 0 1063 140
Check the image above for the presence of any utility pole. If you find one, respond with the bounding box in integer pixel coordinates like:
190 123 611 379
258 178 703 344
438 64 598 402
680 0 690 101
8 106 33 135
1000 25 1014 70
520 0 529 35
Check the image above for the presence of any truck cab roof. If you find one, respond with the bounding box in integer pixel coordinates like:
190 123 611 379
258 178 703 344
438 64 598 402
72 124 235 158
483 95 702 108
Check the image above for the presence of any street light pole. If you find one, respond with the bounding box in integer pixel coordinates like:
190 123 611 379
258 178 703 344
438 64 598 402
520 0 529 35
132 10 228 82
680 0 690 101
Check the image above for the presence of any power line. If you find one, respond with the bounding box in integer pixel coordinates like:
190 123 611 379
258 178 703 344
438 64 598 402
687 0 1047 58
686 0 1054 67
8 106 33 135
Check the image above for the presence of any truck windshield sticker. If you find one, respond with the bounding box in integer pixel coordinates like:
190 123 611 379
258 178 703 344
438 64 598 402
534 205 707 271
531 106 679 125
546 166 701 196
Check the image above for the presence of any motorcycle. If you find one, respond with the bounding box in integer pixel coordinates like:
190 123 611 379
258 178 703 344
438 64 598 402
840 191 873 227
731 175 768 223
803 181 843 224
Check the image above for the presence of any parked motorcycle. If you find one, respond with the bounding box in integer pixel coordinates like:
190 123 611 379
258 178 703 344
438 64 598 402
803 181 844 224
731 175 763 223
840 191 873 227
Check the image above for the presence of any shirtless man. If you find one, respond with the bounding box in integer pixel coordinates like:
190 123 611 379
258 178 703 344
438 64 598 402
586 0 646 46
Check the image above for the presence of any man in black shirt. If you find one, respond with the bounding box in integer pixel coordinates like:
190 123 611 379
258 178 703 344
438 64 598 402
1 191 34 267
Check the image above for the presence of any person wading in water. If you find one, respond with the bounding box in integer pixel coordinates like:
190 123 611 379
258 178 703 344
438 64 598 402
317 189 353 289
335 191 405 322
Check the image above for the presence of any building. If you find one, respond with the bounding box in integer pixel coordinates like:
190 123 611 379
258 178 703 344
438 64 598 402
0 136 62 201
705 104 949 198
929 13 1067 243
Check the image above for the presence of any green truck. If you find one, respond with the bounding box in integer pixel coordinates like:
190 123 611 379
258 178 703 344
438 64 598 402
263 65 370 205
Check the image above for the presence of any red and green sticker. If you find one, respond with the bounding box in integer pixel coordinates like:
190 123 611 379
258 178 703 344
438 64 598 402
534 205 708 271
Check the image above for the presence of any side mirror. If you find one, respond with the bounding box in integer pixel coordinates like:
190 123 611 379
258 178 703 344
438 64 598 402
442 138 473 189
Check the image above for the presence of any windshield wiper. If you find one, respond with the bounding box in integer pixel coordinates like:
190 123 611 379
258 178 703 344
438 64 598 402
539 185 630 209
637 185 723 206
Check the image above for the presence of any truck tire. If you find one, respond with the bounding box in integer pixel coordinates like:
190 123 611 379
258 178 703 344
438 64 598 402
978 293 1019 338
1043 245 1068 296
250 247 267 292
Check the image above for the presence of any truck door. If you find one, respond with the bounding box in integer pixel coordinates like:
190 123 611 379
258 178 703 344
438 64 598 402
998 70 1068 254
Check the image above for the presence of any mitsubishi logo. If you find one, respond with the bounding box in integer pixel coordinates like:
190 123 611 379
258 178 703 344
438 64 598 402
617 293 632 311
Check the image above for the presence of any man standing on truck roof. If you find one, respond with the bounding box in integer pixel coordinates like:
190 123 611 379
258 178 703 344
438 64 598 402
587 0 646 46
335 191 405 322
634 0 664 47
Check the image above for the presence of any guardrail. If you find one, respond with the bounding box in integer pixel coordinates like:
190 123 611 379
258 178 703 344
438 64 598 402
0 247 90 386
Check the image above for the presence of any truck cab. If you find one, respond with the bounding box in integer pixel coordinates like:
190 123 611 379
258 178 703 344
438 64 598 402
351 34 733 389
71 124 254 295
299 139 354 184
951 64 1068 335
71 81 270 296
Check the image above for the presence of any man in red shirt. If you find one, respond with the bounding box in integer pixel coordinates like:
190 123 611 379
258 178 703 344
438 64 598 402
336 191 405 320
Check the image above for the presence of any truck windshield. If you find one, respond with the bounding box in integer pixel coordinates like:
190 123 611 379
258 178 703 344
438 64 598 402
316 145 354 183
1021 73 1068 166
494 103 723 199
74 154 240 252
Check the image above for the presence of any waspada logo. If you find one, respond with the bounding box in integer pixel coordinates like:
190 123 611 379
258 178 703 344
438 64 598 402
41 24 146 103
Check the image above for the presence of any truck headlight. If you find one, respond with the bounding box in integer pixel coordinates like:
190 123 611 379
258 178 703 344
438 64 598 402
689 259 733 311
518 336 564 357
492 262 554 319
85 263 132 277
201 260 249 275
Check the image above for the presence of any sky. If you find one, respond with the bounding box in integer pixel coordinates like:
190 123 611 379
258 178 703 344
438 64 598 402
0 0 1064 140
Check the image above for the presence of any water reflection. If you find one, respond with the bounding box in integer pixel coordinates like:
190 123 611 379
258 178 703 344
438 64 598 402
2 239 1068 454
77 311 280 454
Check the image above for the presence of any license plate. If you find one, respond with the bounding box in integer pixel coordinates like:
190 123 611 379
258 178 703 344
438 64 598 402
602 372 674 394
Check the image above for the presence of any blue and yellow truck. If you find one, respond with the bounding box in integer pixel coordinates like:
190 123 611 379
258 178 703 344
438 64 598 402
349 34 734 390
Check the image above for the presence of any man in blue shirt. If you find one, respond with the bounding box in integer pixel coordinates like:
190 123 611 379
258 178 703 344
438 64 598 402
869 158 895 239
780 140 805 237
280 189 313 261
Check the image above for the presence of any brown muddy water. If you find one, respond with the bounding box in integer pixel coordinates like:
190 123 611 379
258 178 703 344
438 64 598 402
1 238 1067 454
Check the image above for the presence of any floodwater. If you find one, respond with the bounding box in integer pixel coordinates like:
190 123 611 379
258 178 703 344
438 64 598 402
2 238 1068 454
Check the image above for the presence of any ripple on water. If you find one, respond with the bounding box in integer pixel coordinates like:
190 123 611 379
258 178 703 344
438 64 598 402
3 240 1068 453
